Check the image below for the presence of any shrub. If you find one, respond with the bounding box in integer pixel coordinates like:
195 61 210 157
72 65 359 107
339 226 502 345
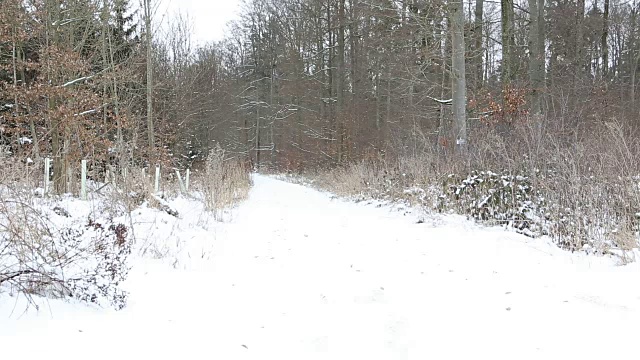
442 170 546 237
0 194 131 310
311 148 638 259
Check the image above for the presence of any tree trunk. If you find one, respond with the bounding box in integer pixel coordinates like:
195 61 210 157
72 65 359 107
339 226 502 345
602 0 610 79
451 0 467 153
107 23 124 166
337 0 345 111
474 0 484 89
144 0 155 151
528 0 543 116
575 0 585 79
538 0 546 86
46 0 65 194
632 8 638 108
337 0 346 162
349 0 359 102
326 0 334 143
501 0 515 85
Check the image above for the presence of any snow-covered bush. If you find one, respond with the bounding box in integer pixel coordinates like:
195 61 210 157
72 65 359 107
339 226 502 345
0 197 131 310
442 170 546 237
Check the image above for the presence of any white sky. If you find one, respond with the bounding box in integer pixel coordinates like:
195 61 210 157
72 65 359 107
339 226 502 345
158 0 242 44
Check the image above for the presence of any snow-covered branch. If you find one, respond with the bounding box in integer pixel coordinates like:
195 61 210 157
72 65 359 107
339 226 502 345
426 96 453 105
60 75 95 88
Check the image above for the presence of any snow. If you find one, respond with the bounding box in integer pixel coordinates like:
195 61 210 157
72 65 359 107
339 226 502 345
2 175 640 359
74 109 97 117
18 137 32 144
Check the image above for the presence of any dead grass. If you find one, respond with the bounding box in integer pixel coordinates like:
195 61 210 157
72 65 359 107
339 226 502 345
309 118 640 259
197 146 252 220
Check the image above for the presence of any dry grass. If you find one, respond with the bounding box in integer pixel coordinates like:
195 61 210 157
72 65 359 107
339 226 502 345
0 146 40 191
312 155 443 210
197 146 252 220
310 118 640 258
314 160 391 198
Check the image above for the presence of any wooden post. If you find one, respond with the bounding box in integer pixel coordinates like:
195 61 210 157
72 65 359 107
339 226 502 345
107 165 116 187
185 169 190 192
154 165 160 193
176 170 186 193
44 158 51 195
81 159 87 200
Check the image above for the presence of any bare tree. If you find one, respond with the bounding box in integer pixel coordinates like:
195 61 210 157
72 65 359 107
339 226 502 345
474 0 484 89
602 0 610 79
501 0 515 85
144 0 155 150
528 0 543 115
451 0 467 153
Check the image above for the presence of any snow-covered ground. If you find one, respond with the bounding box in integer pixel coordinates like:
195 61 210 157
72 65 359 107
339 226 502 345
2 175 639 359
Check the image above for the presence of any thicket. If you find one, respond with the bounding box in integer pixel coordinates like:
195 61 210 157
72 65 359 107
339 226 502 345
314 117 640 261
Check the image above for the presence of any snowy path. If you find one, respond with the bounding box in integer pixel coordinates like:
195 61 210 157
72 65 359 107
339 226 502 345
2 175 640 359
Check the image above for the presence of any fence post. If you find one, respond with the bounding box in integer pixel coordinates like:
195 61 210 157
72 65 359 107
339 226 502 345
44 158 51 195
66 166 72 194
185 169 190 192
176 170 186 193
154 165 160 193
81 159 87 200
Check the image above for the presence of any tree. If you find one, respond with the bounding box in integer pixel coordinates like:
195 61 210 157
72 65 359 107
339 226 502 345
474 0 484 89
602 0 610 78
451 0 467 153
501 0 516 85
143 0 155 150
528 0 544 115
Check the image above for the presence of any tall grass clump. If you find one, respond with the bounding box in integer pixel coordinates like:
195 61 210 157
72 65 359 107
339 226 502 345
199 146 252 219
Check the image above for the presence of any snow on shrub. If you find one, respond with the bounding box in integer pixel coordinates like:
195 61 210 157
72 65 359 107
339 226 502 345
0 198 131 310
313 157 638 258
441 170 547 237
440 169 639 256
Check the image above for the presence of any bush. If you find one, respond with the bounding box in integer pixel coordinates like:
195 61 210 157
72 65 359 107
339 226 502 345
0 194 131 310
442 170 546 237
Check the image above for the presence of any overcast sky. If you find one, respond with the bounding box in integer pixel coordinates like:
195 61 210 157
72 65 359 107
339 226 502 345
158 0 242 44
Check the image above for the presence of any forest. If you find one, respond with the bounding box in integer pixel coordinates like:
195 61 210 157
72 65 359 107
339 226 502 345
1 0 639 252
2 2 640 350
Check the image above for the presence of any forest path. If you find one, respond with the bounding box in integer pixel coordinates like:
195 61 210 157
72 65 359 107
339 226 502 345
2 175 639 360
